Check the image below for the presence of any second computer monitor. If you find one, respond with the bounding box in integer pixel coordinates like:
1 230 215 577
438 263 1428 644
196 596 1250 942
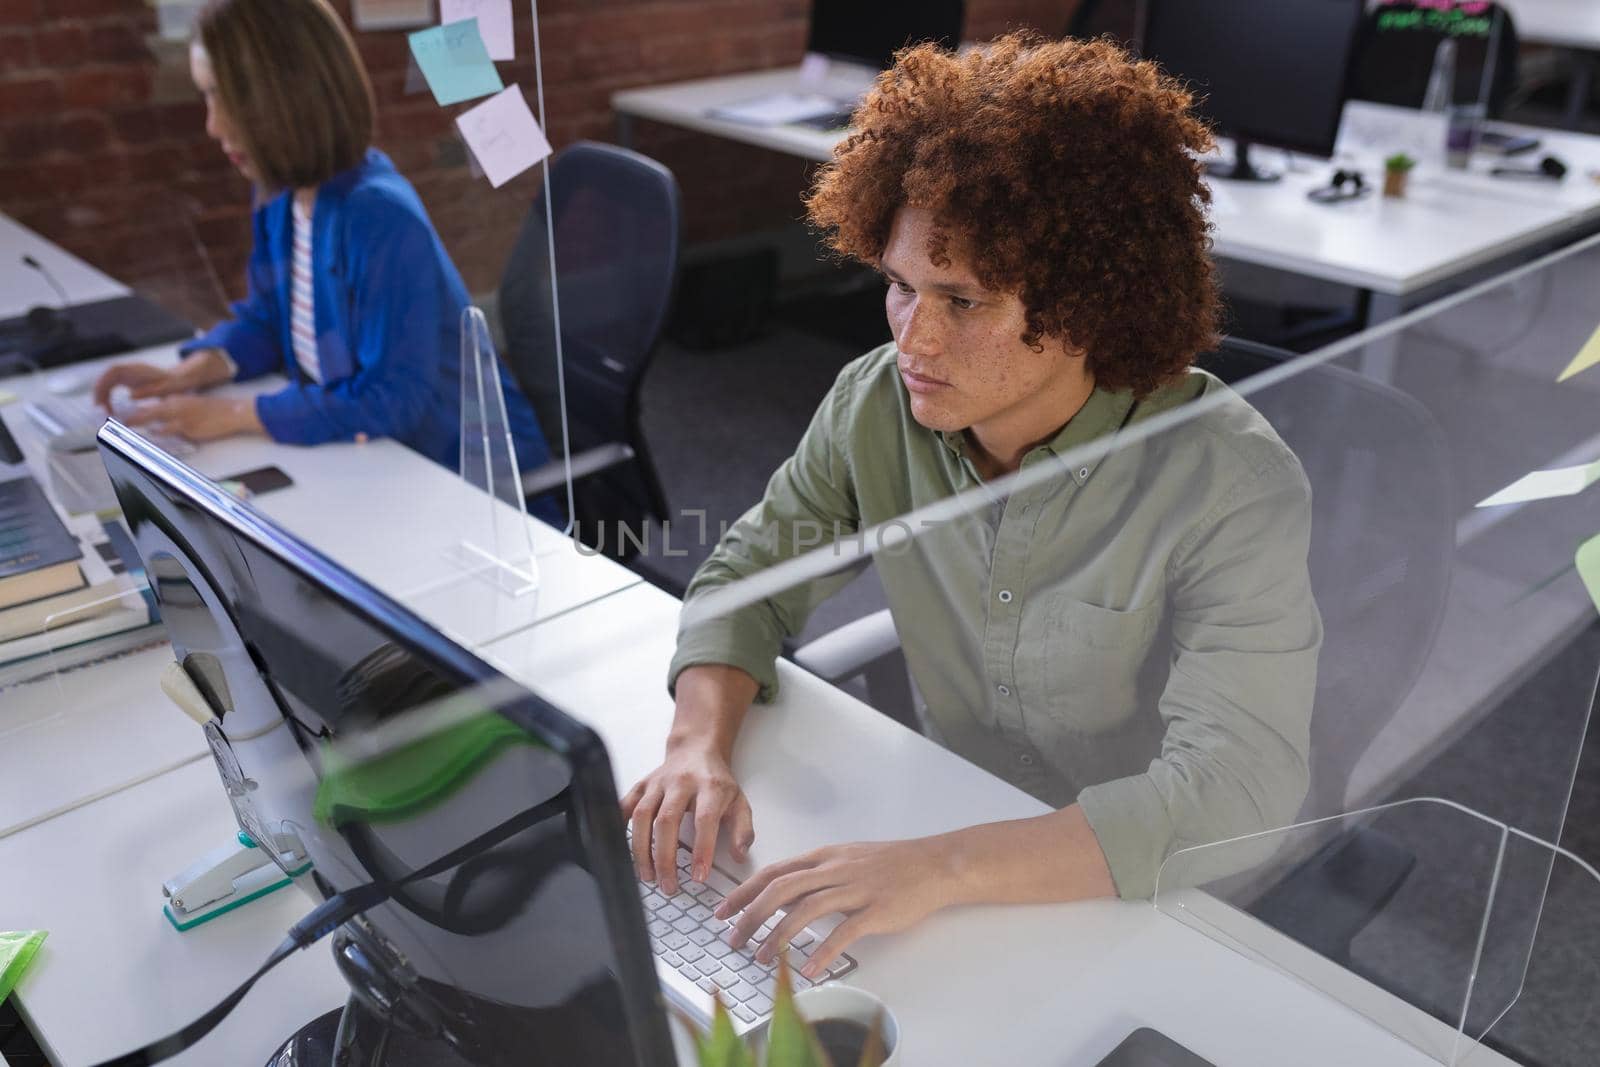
1140 0 1365 181
807 0 963 70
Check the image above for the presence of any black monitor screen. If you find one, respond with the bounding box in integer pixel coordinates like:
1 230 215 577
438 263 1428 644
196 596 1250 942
1141 0 1365 158
98 424 675 1067
807 0 963 70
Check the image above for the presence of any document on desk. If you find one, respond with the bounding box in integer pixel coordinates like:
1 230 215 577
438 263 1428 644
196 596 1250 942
708 92 846 127
408 19 503 107
1557 322 1600 383
455 86 552 189
440 0 515 61
1475 460 1600 508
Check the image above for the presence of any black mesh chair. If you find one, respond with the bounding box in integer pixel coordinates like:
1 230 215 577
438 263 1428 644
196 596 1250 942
499 141 681 557
1348 2 1521 117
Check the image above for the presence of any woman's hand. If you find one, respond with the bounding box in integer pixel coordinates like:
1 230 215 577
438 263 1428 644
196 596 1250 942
93 348 234 409
120 395 262 442
715 838 960 980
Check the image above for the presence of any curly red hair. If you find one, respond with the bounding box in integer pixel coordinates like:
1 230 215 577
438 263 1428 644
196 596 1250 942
805 33 1221 397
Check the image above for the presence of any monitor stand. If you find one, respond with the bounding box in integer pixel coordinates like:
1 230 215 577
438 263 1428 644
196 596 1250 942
1205 139 1281 183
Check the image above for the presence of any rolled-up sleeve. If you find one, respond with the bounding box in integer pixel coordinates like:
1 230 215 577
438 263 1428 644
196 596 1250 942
1078 453 1321 899
668 372 864 704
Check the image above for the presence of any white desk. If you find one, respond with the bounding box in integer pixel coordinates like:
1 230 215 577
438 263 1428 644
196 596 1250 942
1506 0 1600 50
0 212 129 321
612 67 1600 323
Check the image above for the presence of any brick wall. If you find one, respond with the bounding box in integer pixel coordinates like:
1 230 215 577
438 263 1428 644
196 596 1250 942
0 0 1077 327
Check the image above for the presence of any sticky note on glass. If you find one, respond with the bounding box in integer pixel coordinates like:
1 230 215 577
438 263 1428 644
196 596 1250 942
1476 460 1600 508
1557 322 1600 383
1577 534 1600 616
455 86 552 189
440 0 514 62
408 19 503 107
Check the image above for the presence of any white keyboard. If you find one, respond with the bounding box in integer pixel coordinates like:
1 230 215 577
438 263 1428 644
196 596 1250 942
24 394 195 456
636 839 856 1035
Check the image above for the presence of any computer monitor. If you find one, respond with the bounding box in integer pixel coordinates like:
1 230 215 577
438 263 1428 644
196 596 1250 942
1139 0 1366 182
97 422 676 1067
807 0 963 70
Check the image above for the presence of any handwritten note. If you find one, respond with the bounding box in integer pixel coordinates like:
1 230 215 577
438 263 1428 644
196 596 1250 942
1577 534 1600 617
408 19 503 107
1557 322 1600 383
1476 461 1600 508
440 0 515 62
455 86 551 189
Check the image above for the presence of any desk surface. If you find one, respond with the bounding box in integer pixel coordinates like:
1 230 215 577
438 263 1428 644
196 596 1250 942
0 212 129 322
1505 0 1600 50
612 68 1600 297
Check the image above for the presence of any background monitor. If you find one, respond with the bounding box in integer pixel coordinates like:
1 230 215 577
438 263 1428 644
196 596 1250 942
1139 0 1367 181
98 422 676 1067
807 0 964 70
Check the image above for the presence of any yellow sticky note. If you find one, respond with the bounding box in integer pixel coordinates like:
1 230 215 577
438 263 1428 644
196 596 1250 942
1578 534 1600 616
1558 323 1600 383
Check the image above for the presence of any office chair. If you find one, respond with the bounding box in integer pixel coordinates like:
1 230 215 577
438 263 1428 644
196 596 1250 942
795 338 1456 960
1348 2 1521 118
499 141 681 558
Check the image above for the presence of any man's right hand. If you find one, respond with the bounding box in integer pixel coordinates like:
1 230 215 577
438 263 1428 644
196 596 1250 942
621 663 759 896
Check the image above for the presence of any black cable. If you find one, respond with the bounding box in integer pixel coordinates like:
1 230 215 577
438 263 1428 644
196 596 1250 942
87 791 570 1067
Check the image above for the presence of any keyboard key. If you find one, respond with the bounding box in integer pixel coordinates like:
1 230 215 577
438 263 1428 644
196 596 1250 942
688 928 718 948
648 920 670 939
694 959 722 979
678 943 705 963
672 916 701 935
791 930 815 948
704 938 732 957
694 888 723 907
688 904 715 923
661 931 689 952
733 1004 759 1024
656 905 684 923
697 977 719 996
683 880 708 895
750 993 773 1015
662 951 683 968
713 969 741 990
729 980 759 1002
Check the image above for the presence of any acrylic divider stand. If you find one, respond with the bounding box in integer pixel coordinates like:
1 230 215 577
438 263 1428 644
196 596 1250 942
399 307 571 649
1150 798 1600 1065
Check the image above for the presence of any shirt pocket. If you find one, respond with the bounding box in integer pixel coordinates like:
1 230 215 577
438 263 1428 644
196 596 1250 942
1025 598 1163 737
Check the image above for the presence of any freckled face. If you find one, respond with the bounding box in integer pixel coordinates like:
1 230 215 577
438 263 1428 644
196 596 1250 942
883 206 1085 444
190 42 256 182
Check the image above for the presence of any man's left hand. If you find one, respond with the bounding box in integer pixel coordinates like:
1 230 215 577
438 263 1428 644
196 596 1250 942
714 838 958 980
119 395 263 442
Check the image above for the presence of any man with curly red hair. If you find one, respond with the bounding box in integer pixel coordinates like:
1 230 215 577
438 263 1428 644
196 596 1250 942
624 33 1321 978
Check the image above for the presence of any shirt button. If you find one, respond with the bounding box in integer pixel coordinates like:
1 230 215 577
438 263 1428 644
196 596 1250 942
1078 467 1090 480
997 589 1013 603
1019 754 1035 766
996 684 1011 697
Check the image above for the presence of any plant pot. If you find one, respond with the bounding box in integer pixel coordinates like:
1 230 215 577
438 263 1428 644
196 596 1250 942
1383 169 1410 198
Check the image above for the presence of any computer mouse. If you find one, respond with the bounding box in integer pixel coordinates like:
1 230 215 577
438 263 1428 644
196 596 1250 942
46 365 99 395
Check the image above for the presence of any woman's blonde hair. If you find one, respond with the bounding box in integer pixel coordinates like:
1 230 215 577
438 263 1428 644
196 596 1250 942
197 0 376 190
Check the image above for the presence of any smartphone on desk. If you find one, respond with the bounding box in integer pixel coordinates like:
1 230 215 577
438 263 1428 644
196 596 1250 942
217 465 293 500
1096 1028 1217 1066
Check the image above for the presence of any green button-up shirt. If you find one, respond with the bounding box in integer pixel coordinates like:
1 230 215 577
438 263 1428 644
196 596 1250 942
669 342 1321 898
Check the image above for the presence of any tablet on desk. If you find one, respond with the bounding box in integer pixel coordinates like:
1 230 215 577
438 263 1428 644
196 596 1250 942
1097 1028 1217 1066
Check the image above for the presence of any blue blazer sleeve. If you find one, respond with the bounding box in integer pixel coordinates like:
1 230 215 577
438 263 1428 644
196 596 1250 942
252 189 457 447
179 205 285 380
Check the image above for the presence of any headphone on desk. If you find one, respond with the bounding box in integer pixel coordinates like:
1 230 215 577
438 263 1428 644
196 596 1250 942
1307 169 1371 204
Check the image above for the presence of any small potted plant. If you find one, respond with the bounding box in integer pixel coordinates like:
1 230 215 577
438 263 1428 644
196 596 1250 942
687 959 891 1067
1383 153 1416 198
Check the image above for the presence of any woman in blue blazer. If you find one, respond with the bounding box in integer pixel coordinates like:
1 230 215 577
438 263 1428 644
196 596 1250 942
95 0 551 479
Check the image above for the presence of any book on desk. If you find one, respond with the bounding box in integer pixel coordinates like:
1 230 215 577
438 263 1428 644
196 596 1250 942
0 474 161 688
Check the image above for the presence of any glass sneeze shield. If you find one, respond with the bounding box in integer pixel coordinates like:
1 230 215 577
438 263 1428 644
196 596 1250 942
616 231 1600 1064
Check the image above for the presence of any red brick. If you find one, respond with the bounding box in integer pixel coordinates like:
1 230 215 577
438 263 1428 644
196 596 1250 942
57 112 109 153
0 75 59 112
88 23 150 64
108 105 161 144
47 0 132 18
33 23 86 65
0 0 38 27
0 28 31 72
0 117 53 156
62 66 151 109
